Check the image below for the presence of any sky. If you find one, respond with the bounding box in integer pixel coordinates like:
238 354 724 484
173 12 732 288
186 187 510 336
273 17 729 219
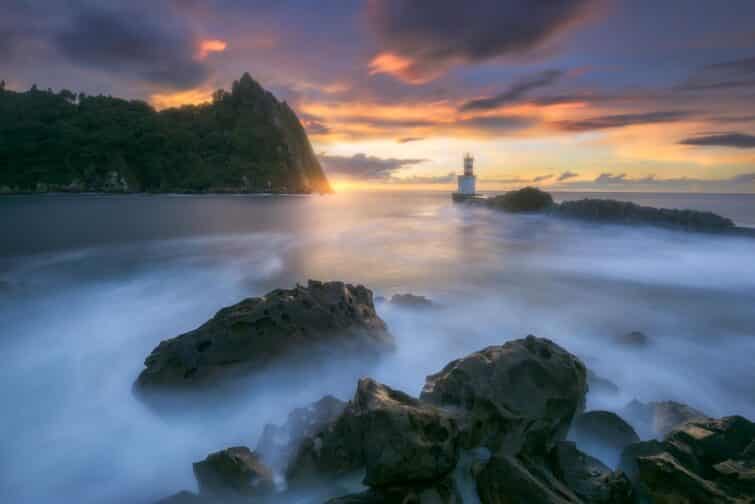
2 0 755 192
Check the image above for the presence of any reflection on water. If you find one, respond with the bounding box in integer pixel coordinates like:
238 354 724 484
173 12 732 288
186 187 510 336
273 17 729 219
1 192 754 503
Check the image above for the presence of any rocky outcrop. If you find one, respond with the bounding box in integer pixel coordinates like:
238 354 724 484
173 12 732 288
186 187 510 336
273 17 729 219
136 280 393 389
486 187 555 213
552 441 634 503
620 415 755 503
192 447 274 498
620 399 708 439
389 293 434 309
326 476 461 503
287 378 459 487
420 335 588 454
571 411 640 467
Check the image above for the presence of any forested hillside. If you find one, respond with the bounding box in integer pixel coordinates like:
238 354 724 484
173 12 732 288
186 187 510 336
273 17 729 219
0 74 331 194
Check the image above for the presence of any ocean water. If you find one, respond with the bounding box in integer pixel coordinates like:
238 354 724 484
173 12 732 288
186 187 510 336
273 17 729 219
1 191 754 503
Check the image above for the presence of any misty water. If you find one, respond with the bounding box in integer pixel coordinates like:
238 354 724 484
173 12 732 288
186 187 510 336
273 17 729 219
2 191 755 503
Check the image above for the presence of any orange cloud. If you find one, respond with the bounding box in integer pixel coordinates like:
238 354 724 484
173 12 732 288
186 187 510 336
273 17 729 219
368 52 440 84
150 88 214 110
197 39 227 60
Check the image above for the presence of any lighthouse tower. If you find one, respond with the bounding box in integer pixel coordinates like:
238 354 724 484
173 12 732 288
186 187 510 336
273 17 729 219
457 153 477 195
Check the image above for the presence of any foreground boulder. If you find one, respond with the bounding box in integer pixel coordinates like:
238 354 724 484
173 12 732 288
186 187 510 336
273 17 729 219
620 415 755 503
288 378 459 487
421 335 587 454
552 442 634 503
326 476 461 503
486 187 555 213
136 280 393 388
571 411 640 467
193 447 274 498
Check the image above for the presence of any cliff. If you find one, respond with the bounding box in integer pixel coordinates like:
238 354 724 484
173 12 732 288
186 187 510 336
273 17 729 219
0 73 331 194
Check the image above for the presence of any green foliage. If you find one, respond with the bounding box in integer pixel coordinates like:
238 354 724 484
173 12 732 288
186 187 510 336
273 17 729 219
0 73 327 193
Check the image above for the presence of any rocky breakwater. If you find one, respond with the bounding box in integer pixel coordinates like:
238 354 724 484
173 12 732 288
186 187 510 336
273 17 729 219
478 186 755 237
135 280 393 390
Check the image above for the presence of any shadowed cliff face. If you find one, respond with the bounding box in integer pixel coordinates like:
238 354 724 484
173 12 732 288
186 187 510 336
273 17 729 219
0 73 332 194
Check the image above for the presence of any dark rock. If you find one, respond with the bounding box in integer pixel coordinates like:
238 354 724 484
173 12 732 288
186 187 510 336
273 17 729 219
389 293 434 309
586 369 619 396
571 411 640 467
256 395 347 471
325 476 461 503
287 378 459 487
136 280 393 388
552 441 634 503
615 330 648 346
192 446 274 498
420 335 587 455
620 415 755 503
552 198 735 233
486 187 555 213
620 399 708 438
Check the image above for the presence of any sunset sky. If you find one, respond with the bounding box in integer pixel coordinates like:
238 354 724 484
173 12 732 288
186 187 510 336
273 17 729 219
2 0 755 192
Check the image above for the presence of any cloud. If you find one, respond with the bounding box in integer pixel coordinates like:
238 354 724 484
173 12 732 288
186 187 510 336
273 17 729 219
366 0 600 82
54 5 211 89
558 170 579 181
553 172 755 192
679 133 755 149
679 56 755 91
457 115 535 134
555 111 691 132
594 173 627 184
532 174 554 183
460 69 564 111
390 172 456 184
319 153 427 180
303 120 331 135
397 137 424 143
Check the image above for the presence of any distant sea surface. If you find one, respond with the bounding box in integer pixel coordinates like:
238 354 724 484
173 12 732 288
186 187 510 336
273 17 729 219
1 190 754 503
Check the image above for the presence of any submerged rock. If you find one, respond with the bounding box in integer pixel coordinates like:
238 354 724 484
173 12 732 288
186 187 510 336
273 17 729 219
571 411 640 467
136 280 393 389
620 415 755 503
420 335 587 454
486 187 555 213
192 446 274 498
615 330 649 346
288 378 459 487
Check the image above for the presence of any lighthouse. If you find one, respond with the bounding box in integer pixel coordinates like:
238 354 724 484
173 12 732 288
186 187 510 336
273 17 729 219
453 153 479 201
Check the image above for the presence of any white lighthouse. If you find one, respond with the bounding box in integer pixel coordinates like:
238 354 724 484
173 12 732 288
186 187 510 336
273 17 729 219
454 153 478 198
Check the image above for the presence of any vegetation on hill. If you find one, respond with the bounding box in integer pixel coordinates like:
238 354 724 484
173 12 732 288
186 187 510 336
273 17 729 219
0 74 331 194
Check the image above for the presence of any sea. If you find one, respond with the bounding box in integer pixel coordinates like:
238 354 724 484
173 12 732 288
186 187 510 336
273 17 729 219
1 191 754 503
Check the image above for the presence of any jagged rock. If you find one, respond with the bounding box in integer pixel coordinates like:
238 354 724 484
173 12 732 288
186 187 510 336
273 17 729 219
571 411 640 467
325 476 461 503
136 280 393 388
620 415 755 503
389 293 434 309
256 395 347 471
620 399 708 438
288 378 459 487
420 335 587 455
553 198 735 233
615 330 648 346
586 369 619 396
486 187 555 213
552 441 633 503
192 447 274 498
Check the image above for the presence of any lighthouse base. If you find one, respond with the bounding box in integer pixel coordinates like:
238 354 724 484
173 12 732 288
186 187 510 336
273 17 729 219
452 192 485 203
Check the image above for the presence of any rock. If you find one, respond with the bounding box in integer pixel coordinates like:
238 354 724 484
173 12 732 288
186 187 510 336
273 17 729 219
256 395 347 471
288 378 459 487
192 447 274 498
136 280 393 388
420 335 587 455
615 330 648 346
474 454 580 504
154 491 207 504
325 476 461 503
553 198 735 233
486 187 555 213
389 293 434 309
552 441 634 503
620 415 755 503
571 411 640 467
586 369 619 396
620 399 708 438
